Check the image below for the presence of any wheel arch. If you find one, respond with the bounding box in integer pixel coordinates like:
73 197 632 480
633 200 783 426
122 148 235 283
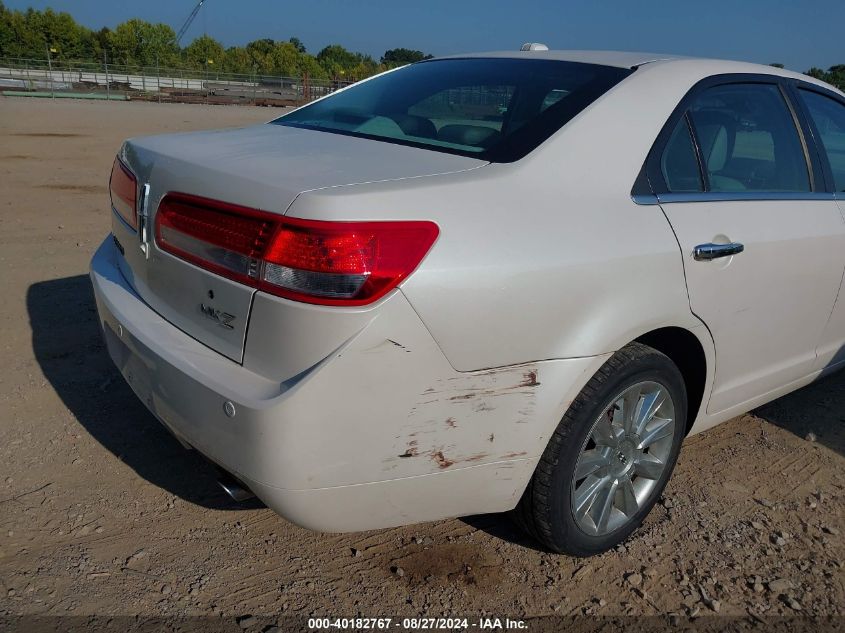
634 326 708 435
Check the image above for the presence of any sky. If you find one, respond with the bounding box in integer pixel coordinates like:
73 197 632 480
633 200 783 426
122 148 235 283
5 0 844 72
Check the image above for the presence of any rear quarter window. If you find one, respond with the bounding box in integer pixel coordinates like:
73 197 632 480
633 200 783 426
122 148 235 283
661 116 704 192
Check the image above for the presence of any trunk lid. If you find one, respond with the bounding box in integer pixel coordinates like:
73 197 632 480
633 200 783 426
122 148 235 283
113 124 484 363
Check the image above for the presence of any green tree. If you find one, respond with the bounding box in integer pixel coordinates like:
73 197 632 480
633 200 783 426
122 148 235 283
381 47 432 66
222 45 251 73
33 9 86 58
0 9 32 57
0 1 14 56
288 36 306 53
88 27 112 61
805 65 845 91
5 7 92 60
107 19 179 67
245 38 275 73
297 53 328 80
269 40 301 76
317 44 365 78
184 34 225 69
827 65 845 91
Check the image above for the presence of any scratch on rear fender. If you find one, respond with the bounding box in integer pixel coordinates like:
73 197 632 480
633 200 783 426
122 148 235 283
383 364 541 473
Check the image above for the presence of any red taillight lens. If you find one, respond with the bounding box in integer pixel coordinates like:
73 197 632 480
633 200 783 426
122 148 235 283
154 193 439 306
262 219 439 304
155 195 273 285
109 157 137 229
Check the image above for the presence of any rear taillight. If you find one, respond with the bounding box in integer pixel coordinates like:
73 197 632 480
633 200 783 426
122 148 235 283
154 195 272 285
154 193 438 306
109 157 138 229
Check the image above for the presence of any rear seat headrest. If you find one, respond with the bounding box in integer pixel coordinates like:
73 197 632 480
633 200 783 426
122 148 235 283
437 124 501 148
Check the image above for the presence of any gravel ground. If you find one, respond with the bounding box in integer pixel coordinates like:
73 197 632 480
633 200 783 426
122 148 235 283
0 96 842 630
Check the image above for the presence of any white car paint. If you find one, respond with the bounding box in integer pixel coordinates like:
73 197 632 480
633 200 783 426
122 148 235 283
661 198 844 414
117 125 484 362
91 51 845 532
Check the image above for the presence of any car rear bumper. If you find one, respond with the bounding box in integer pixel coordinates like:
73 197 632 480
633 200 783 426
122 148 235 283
90 235 608 531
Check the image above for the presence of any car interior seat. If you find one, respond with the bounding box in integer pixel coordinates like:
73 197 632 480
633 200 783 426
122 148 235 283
390 114 438 139
437 124 501 148
691 110 747 191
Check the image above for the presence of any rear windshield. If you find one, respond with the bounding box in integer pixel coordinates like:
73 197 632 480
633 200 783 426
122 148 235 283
271 58 632 162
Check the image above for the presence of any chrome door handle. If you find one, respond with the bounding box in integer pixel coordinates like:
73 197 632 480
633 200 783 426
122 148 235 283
693 242 744 261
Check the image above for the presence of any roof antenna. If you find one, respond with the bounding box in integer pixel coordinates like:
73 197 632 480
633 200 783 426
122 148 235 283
520 43 549 51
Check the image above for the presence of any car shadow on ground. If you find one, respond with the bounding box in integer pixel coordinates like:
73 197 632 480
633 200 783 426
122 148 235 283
460 512 547 552
27 274 261 510
753 367 845 458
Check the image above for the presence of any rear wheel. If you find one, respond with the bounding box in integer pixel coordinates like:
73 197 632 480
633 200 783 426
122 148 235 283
514 342 687 556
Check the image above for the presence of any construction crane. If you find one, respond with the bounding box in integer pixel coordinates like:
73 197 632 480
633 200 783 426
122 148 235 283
176 0 207 45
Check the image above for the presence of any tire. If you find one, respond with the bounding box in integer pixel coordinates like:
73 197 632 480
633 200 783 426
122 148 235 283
513 342 687 556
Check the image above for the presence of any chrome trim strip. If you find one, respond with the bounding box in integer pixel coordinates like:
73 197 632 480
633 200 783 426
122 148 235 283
138 183 151 259
656 192 836 204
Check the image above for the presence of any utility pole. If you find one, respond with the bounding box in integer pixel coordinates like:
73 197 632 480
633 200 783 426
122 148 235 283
104 50 110 100
46 44 54 99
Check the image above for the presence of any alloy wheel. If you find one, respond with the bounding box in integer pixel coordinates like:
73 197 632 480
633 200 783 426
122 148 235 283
570 380 676 536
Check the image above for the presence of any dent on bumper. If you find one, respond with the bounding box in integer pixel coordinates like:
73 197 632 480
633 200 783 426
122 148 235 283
90 236 609 532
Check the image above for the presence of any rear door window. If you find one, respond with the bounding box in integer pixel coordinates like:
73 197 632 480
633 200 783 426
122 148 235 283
798 89 845 192
686 84 811 192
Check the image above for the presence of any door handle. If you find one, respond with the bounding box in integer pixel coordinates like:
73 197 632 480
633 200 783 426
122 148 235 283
693 242 744 261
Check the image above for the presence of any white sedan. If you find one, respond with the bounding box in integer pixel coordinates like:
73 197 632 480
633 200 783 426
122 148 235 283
91 48 845 556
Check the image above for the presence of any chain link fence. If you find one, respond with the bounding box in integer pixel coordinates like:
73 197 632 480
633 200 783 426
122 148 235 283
0 57 352 106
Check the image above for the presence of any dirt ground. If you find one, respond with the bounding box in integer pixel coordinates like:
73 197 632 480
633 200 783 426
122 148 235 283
0 96 842 628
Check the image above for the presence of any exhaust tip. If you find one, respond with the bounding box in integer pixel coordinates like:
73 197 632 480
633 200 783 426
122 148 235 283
216 470 256 502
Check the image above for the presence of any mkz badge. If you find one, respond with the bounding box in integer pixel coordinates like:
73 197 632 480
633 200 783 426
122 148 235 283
200 303 236 330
